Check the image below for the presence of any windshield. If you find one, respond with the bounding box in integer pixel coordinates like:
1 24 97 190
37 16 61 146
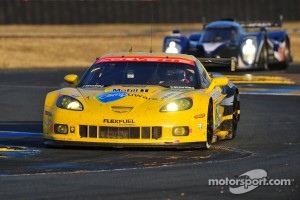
78 62 198 88
202 27 238 43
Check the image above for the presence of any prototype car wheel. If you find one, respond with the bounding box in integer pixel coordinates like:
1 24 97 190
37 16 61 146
277 38 291 69
258 43 269 70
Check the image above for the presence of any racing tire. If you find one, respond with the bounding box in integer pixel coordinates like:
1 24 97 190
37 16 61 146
226 93 239 140
274 38 291 70
258 43 269 70
204 102 214 149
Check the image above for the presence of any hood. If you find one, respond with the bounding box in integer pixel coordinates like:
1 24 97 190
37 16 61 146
72 85 196 114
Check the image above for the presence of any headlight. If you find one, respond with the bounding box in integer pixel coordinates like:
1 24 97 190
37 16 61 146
56 95 83 111
241 38 257 65
165 41 181 54
160 97 193 112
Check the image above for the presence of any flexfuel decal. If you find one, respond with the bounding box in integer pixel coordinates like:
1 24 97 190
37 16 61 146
103 119 135 124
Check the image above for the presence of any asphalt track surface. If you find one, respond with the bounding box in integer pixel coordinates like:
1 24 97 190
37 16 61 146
0 64 300 200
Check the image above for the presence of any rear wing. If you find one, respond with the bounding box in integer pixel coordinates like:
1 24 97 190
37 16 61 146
198 57 237 72
241 15 283 29
241 21 282 29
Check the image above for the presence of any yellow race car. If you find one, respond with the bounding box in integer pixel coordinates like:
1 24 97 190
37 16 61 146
43 52 240 149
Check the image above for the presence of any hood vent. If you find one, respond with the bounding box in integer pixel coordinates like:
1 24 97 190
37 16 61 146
110 106 133 113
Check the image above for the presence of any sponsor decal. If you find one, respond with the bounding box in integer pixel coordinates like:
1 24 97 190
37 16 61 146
127 93 159 100
97 56 195 66
70 126 75 133
97 91 127 103
215 103 221 127
113 88 149 93
70 94 80 98
140 89 149 93
211 90 222 100
160 91 182 99
194 113 205 118
170 86 194 89
103 119 135 124
82 85 104 88
197 123 202 131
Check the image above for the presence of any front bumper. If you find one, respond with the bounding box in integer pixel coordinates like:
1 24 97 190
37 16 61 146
43 109 208 147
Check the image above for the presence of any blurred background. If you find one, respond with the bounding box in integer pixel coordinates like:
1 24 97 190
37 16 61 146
0 0 299 68
1 0 299 24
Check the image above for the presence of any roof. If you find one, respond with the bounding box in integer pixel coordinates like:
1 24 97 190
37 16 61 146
206 20 242 29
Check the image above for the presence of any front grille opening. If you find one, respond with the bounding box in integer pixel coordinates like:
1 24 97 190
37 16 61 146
79 125 162 139
79 125 87 138
100 127 116 138
152 127 162 139
128 127 139 139
100 127 140 139
89 126 97 138
142 127 150 139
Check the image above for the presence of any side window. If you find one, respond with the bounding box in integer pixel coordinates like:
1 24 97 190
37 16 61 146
195 59 210 88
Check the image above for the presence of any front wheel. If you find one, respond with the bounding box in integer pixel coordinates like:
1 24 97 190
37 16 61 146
227 93 239 139
258 43 269 70
204 103 214 149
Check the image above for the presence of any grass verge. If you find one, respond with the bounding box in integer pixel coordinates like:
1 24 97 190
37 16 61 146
0 23 299 68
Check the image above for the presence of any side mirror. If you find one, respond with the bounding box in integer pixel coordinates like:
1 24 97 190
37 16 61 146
64 74 79 86
206 77 229 93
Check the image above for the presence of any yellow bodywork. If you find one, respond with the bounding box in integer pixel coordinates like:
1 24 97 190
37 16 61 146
43 52 238 148
43 85 231 148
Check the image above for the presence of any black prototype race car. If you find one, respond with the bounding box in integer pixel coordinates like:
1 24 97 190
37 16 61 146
163 18 292 71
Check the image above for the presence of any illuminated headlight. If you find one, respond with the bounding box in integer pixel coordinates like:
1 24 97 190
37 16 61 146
56 95 83 111
165 41 181 54
160 98 193 112
241 38 257 65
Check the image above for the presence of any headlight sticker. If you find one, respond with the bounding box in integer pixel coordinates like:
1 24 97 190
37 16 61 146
56 95 83 111
160 97 193 112
70 94 80 98
160 91 182 99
